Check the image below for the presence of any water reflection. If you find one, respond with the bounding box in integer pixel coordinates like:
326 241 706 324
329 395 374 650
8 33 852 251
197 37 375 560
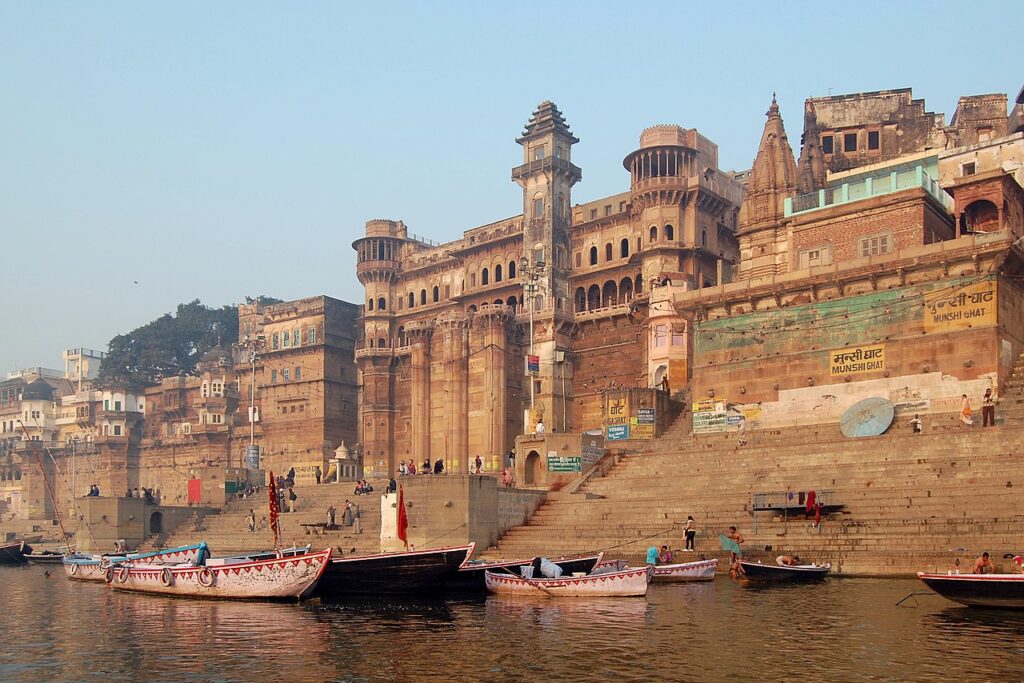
3 568 1024 681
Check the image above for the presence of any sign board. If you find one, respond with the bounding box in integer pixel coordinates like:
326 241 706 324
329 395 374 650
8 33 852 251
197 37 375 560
637 407 656 425
727 414 744 426
527 355 540 374
606 397 628 425
829 344 885 377
547 455 582 473
692 398 724 413
606 424 630 441
244 445 260 470
581 443 605 466
631 424 654 439
692 411 728 434
924 280 997 333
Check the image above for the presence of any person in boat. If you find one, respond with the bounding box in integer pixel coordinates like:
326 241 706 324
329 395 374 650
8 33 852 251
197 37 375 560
658 545 673 564
973 551 996 574
776 554 801 566
645 546 660 565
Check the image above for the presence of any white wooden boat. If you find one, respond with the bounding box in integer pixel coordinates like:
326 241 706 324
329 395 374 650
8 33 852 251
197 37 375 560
105 548 332 600
63 543 210 582
651 558 718 582
484 565 651 597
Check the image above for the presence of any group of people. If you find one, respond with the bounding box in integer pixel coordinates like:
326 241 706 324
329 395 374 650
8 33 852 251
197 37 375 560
325 500 361 533
353 480 374 495
398 459 445 476
960 388 998 428
124 487 158 504
644 516 700 566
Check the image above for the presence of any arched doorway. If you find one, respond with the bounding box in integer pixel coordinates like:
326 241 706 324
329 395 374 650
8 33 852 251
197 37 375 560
962 199 999 233
525 450 541 486
149 511 163 535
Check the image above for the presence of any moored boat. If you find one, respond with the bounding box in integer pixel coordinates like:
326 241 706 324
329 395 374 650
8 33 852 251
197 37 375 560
651 558 718 582
63 542 210 582
484 565 651 597
105 548 332 600
448 552 604 593
917 572 1024 609
315 543 475 597
739 560 831 581
0 541 33 565
26 550 67 565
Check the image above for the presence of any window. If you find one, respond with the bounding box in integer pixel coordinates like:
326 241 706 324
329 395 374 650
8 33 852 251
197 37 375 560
283 331 291 348
590 208 598 220
282 369 290 382
293 329 300 347
797 245 832 269
701 229 707 248
555 194 565 218
821 135 834 154
368 298 374 311
619 201 626 212
470 273 476 287
962 162 976 176
307 328 316 344
104 399 109 411
867 130 880 150
482 268 489 285
605 243 613 261
295 367 301 381
533 197 544 219
113 425 122 436
408 292 415 308
533 145 546 160
495 265 502 282
977 127 993 142
432 286 439 302
182 422 191 434
620 238 630 258
672 326 684 346
212 414 222 424
859 234 891 257
114 400 122 411
271 370 277 384
604 205 612 216
377 297 386 311
575 252 581 268
665 225 675 241
844 132 858 152
272 333 279 350
650 226 657 242
589 246 598 265
655 325 667 348
508 261 516 279
212 382 223 396
420 289 427 305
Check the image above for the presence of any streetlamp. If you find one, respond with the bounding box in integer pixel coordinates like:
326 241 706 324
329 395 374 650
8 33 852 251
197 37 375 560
242 335 264 469
520 251 546 424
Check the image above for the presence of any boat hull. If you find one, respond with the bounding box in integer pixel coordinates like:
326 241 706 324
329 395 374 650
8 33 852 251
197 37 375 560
26 552 66 565
448 553 603 593
63 543 210 582
918 572 1024 609
484 566 651 597
739 561 831 582
0 541 31 565
652 559 718 582
106 549 332 600
315 544 475 597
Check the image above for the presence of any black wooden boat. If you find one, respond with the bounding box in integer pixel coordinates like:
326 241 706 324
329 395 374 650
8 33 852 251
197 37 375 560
0 541 33 565
917 572 1024 609
314 543 475 597
26 550 67 565
445 552 605 593
739 560 831 581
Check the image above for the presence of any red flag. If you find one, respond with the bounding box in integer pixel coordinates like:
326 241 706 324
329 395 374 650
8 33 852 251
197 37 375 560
397 485 409 549
268 471 280 549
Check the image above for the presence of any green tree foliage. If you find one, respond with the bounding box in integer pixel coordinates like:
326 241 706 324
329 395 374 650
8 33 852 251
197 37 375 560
98 300 239 385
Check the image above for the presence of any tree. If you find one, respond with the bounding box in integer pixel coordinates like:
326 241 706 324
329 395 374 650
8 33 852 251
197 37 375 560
98 300 241 386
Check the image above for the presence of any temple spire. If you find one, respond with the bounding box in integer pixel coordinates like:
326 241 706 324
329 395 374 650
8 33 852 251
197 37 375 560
738 95 798 230
796 99 827 194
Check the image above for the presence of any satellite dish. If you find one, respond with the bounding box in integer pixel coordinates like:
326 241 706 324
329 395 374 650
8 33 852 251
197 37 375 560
840 397 895 438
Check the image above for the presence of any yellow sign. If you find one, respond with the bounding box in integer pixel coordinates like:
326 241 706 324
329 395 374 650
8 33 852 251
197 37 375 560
829 344 885 377
631 424 655 439
924 280 997 333
606 397 628 425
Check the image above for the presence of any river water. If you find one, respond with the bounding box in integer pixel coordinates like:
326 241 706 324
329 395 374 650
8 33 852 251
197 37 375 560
2 565 1022 681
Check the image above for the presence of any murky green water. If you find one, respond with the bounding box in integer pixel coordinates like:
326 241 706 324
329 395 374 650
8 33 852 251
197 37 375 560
1 565 1021 681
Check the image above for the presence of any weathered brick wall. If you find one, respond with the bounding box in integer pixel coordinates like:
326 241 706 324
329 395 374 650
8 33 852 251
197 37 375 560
570 320 647 431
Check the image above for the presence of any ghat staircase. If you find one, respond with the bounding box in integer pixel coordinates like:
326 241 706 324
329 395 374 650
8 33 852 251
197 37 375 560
142 481 385 556
485 356 1024 575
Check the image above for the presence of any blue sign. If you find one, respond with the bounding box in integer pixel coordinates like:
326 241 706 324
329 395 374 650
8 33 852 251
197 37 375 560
606 424 630 441
527 355 540 374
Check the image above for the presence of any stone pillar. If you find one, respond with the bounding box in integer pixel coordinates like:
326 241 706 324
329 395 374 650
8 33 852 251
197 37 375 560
439 314 470 474
476 306 512 471
407 323 433 471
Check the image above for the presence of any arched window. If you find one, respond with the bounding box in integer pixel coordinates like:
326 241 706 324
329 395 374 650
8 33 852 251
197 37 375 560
368 298 374 311
482 268 489 285
398 326 406 346
574 287 586 312
701 229 707 247
408 292 415 308
587 284 601 310
468 304 478 313
605 243 613 262
377 337 386 348
603 280 618 307
620 277 634 302
665 225 675 241
635 274 643 293
432 286 439 302
507 296 517 308
420 289 427 305
650 226 658 242
377 297 386 311
494 298 503 305
589 246 598 265
509 260 517 279
620 238 630 258
470 273 476 287
495 264 503 282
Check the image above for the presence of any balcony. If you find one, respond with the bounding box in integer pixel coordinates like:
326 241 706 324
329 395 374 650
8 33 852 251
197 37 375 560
355 346 395 361
511 156 582 183
785 164 953 217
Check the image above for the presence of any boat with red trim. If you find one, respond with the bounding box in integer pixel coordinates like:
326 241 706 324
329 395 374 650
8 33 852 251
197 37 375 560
63 543 211 582
917 572 1024 609
484 564 651 597
738 560 831 581
314 543 475 597
447 552 604 593
104 548 332 600
651 558 718 582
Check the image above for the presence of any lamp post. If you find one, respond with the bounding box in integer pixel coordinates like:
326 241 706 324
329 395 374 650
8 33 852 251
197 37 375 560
520 254 547 424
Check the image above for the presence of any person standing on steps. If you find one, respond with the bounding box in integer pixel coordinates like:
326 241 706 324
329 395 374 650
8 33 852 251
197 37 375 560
982 388 996 427
326 504 337 530
352 500 362 534
287 487 297 513
910 414 923 433
314 466 322 485
960 394 974 427
246 509 256 533
683 516 696 551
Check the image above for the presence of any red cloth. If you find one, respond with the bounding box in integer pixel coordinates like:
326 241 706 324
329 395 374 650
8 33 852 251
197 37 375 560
268 471 280 548
805 490 816 512
815 503 822 526
397 485 409 549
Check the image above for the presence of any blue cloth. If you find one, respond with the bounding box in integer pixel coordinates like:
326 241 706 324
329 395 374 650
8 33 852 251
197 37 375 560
645 547 659 565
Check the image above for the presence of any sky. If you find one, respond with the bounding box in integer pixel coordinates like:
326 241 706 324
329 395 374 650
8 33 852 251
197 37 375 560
1 1 1020 374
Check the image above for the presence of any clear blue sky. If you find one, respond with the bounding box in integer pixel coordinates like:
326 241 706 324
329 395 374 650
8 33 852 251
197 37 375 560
1 1 1019 373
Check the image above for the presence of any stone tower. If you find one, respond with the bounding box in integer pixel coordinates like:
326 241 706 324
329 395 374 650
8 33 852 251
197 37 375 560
796 99 827 194
511 102 582 430
737 96 798 280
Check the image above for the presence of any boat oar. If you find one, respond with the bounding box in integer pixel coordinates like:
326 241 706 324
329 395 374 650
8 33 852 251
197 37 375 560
895 591 937 607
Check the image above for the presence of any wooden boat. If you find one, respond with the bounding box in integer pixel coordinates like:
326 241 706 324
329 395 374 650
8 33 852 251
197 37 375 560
0 541 32 565
739 560 831 581
314 544 475 597
917 572 1024 609
651 558 718 582
484 565 651 597
26 550 67 565
105 548 332 600
447 552 604 593
63 543 210 582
